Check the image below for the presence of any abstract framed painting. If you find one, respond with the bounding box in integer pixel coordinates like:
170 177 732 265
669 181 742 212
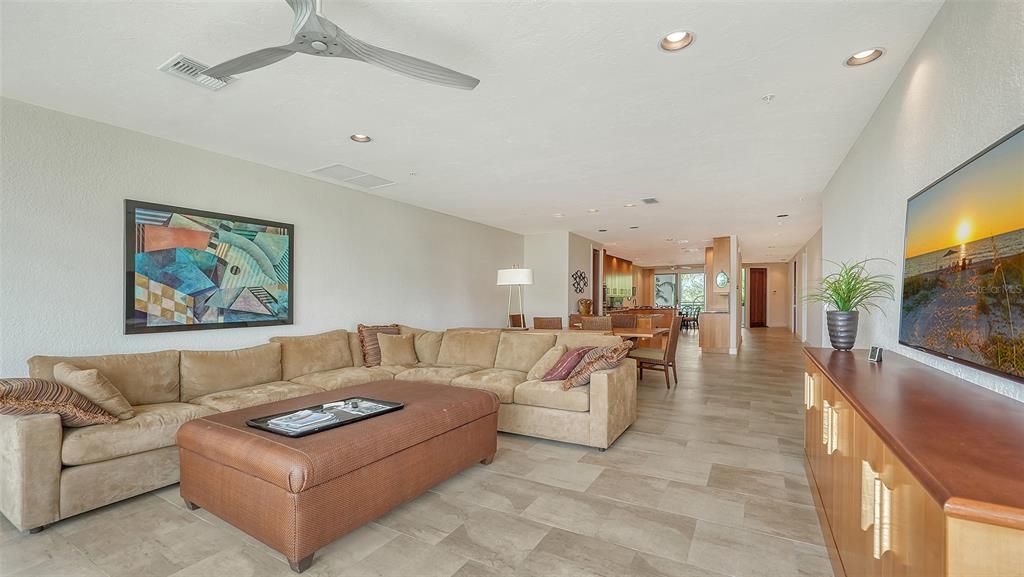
124 199 294 334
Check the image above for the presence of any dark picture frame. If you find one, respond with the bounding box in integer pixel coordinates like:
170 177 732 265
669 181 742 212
124 199 294 334
898 124 1024 384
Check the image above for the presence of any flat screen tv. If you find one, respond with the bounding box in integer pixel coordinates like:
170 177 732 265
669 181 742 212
900 125 1024 383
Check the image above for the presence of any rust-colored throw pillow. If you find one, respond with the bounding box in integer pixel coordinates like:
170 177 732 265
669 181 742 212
542 346 596 382
562 341 634 390
357 324 400 367
0 378 118 427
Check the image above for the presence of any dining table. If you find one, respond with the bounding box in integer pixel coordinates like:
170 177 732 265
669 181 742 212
530 327 669 340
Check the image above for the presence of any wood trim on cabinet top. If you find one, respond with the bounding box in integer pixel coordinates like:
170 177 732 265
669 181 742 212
804 348 1024 530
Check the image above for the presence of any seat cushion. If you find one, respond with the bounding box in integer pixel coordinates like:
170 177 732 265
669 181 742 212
189 381 322 412
61 402 216 466
291 367 394 391
494 332 558 373
180 343 282 402
451 369 526 403
514 380 590 412
436 330 501 368
270 330 353 380
629 347 664 361
395 365 480 385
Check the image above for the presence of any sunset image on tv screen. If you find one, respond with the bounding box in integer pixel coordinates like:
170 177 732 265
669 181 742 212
900 128 1024 380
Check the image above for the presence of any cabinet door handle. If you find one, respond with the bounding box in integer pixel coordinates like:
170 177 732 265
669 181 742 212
821 402 838 454
804 373 814 410
861 460 893 560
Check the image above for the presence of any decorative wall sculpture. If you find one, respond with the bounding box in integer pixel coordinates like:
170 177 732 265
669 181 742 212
124 200 293 334
571 270 589 294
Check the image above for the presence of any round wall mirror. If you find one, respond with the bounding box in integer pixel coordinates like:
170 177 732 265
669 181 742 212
715 271 730 288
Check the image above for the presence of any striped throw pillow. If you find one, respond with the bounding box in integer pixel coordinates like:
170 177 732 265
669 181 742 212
562 341 634 390
357 324 400 367
542 347 595 381
0 378 118 427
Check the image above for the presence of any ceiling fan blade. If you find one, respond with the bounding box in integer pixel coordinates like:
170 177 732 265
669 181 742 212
333 28 479 90
284 0 317 37
203 46 296 78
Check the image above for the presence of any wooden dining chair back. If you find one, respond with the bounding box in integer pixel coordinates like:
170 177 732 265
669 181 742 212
611 314 637 329
533 316 563 330
580 316 613 331
509 314 525 328
630 316 683 388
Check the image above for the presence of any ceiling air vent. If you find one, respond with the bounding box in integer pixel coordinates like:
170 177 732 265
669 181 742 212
159 53 235 90
311 163 395 190
641 197 659 205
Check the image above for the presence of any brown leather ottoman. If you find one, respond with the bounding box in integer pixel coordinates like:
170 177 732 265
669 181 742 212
176 380 498 573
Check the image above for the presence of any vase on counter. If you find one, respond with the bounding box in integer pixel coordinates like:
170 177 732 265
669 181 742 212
577 298 593 315
826 310 859 351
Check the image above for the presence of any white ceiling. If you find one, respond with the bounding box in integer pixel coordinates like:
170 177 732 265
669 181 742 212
1 0 942 266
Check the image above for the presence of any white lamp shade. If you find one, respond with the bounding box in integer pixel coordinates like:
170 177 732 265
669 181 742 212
496 268 533 286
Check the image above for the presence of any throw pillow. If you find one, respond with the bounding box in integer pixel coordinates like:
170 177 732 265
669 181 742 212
527 344 567 381
53 363 135 419
562 341 634 390
542 346 595 381
357 324 400 367
0 378 118 427
378 333 419 366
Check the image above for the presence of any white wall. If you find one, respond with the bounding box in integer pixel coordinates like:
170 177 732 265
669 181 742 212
567 233 597 315
820 1 1024 401
743 263 791 329
523 232 568 321
792 228 825 347
0 98 523 374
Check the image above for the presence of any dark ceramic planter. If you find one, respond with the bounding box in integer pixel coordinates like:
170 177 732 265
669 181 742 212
827 310 859 351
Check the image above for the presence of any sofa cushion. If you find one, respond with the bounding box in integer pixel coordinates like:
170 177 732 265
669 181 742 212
554 333 624 349
0 378 117 427
270 330 353 380
543 347 595 381
180 343 282 402
527 345 567 381
629 347 664 361
413 332 444 365
395 365 480 385
494 332 558 373
348 332 366 367
451 368 526 403
378 333 419 366
291 367 394 391
188 381 322 412
53 363 135 420
61 402 216 466
357 324 400 367
436 330 501 368
514 380 590 412
28 350 180 405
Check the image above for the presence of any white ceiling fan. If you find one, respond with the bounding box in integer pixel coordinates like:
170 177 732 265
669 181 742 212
203 0 479 90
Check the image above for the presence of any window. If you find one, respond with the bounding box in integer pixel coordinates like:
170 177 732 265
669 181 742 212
655 272 705 309
678 273 705 306
655 274 676 307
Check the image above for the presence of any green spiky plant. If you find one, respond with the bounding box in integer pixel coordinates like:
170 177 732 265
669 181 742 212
806 259 896 312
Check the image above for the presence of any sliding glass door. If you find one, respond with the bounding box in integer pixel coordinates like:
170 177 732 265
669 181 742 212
654 272 705 310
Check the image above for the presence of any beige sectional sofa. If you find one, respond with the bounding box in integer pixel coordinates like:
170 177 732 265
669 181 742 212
0 327 636 532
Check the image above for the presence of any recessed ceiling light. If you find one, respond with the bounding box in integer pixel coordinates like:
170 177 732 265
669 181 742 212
761 94 775 104
776 214 789 218
553 213 565 218
624 203 636 208
588 208 600 213
629 226 640 229
845 48 884 67
677 239 689 244
664 238 674 242
350 134 372 143
660 30 694 52
598 229 607 233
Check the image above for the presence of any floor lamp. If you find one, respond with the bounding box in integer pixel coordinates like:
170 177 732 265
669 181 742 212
497 267 533 328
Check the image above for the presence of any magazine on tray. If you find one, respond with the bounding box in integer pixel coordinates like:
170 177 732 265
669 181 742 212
247 396 404 437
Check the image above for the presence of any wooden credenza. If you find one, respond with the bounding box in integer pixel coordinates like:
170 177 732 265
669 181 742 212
803 348 1024 577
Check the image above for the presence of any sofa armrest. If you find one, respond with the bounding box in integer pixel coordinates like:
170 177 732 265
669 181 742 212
0 413 62 531
587 358 638 449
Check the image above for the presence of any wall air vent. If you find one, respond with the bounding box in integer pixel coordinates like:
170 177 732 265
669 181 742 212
159 53 235 90
641 197 659 204
311 163 395 190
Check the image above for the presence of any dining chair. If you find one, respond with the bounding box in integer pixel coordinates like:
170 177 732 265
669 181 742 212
509 314 525 328
533 316 563 329
581 316 613 331
629 316 682 388
611 314 637 329
568 313 583 329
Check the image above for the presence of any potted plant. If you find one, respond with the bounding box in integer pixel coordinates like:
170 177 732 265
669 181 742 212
807 259 895 351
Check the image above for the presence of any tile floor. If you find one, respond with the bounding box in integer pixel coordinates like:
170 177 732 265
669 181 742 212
0 328 833 577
